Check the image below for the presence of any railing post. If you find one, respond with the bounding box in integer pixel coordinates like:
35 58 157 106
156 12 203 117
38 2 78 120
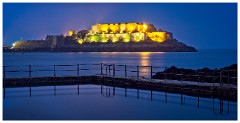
53 65 56 77
151 90 153 101
54 85 56 96
113 64 115 77
227 70 230 87
101 63 103 75
108 65 111 76
105 66 107 76
212 71 215 88
113 86 115 95
165 67 168 80
3 66 6 79
150 66 153 79
77 84 79 94
29 65 32 78
137 89 139 98
3 84 6 98
77 64 79 76
29 85 32 97
220 71 222 87
124 65 127 78
137 66 139 78
197 75 199 86
181 71 183 86
29 65 32 97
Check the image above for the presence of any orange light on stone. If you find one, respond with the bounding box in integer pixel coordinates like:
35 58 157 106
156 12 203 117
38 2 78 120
143 24 148 32
88 22 169 43
69 31 73 36
109 24 120 33
147 32 166 42
120 24 126 33
77 39 83 44
126 23 137 33
100 24 109 33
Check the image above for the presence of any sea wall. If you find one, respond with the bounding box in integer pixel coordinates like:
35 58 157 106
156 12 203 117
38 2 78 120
3 76 237 101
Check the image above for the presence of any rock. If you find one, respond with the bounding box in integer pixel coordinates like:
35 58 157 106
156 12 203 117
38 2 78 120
7 39 197 52
153 64 237 84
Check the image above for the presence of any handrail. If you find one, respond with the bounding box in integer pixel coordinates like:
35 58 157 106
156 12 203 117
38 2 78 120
2 63 237 84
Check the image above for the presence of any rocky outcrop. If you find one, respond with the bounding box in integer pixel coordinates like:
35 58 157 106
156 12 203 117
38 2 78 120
152 64 237 84
8 39 197 52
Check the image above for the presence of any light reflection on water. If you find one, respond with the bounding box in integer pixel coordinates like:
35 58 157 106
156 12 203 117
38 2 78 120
139 52 151 76
4 50 236 70
3 50 237 78
138 52 165 76
3 84 237 120
95 52 165 77
3 50 237 120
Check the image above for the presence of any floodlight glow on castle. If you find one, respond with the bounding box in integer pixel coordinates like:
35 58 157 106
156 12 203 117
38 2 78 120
69 22 173 44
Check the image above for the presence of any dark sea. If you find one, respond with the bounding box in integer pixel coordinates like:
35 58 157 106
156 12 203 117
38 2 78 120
3 49 238 120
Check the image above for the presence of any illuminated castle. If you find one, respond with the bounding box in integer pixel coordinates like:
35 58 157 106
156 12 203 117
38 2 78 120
10 22 197 52
68 22 173 44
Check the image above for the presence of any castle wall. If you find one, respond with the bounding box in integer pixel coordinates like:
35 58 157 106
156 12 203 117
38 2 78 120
146 32 167 42
13 40 52 50
13 35 65 50
11 22 176 51
87 23 168 42
90 23 157 34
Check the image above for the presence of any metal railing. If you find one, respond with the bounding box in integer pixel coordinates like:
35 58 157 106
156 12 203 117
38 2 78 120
3 63 164 79
3 63 237 85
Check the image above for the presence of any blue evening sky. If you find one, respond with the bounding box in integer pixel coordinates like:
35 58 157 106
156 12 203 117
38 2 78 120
3 3 237 49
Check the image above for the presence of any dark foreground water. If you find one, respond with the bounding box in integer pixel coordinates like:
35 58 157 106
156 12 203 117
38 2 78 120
3 49 237 120
3 84 237 120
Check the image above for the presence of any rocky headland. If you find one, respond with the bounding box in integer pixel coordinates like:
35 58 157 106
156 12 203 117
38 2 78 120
5 39 197 52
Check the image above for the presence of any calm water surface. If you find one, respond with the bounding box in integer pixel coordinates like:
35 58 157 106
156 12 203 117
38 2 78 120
3 49 237 68
3 49 237 120
3 49 237 78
